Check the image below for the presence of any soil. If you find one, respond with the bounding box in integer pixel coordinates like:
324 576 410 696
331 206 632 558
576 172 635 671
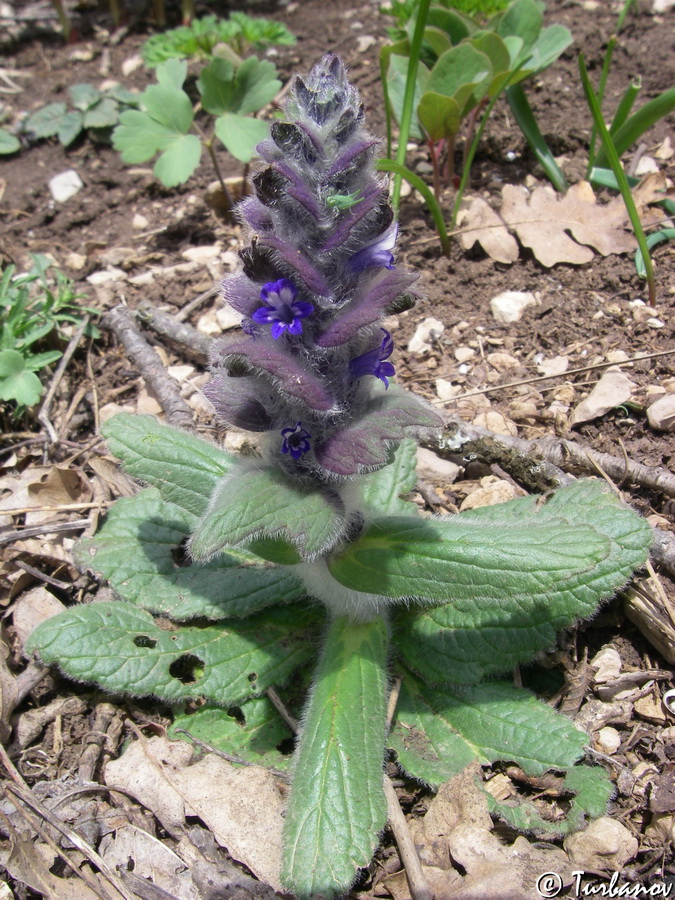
1 0 675 896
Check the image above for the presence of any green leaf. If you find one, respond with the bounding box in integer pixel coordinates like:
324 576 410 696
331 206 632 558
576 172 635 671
527 23 573 74
26 601 317 706
170 696 292 770
418 91 461 141
153 133 202 187
486 764 613 835
282 616 389 897
190 468 346 561
83 97 120 129
57 110 84 146
112 109 176 163
353 437 420 518
426 43 492 115
214 112 268 162
506 83 568 192
390 674 588 787
330 480 651 683
68 82 102 111
595 87 675 169
0 128 21 154
155 58 189 90
386 52 429 140
197 57 236 115
635 229 675 278
142 83 194 134
0 349 44 406
496 0 543 56
24 102 68 139
23 350 62 371
228 56 281 115
74 488 303 620
101 413 236 517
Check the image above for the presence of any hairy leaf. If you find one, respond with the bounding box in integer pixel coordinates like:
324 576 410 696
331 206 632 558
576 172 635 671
282 616 388 897
75 488 303 620
330 480 651 683
390 674 588 786
170 696 293 770
190 468 346 561
0 128 20 154
101 413 236 517
24 102 68 139
350 437 419 518
486 765 614 835
26 602 316 705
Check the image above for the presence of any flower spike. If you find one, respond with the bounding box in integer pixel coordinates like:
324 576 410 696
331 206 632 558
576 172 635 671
251 279 314 339
349 329 396 388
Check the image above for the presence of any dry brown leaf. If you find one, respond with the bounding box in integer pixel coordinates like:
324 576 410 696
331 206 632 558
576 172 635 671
457 197 519 264
104 736 286 891
459 178 666 267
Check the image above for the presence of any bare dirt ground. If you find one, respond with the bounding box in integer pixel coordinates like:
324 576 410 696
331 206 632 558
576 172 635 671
1 0 675 896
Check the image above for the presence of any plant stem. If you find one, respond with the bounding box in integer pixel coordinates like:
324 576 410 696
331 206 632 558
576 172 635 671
392 0 432 214
445 132 456 186
205 134 235 209
428 139 442 200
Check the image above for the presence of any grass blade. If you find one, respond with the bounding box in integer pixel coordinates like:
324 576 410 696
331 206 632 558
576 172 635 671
595 86 675 169
377 158 450 255
506 83 568 193
635 229 675 279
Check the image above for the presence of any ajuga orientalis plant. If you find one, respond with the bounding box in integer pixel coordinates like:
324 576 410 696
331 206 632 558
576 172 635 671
28 56 652 897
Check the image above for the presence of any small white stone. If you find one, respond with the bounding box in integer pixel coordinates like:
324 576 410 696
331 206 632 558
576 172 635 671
564 817 638 870
487 351 521 372
454 346 476 363
416 448 460 485
472 410 518 437
182 244 222 263
121 54 144 76
647 394 675 432
48 169 83 202
196 310 222 336
606 350 630 364
132 213 149 230
128 270 156 286
460 477 519 511
64 252 86 270
490 290 537 324
652 0 674 9
595 726 622 755
215 306 243 331
435 378 460 402
356 34 377 52
167 365 196 383
647 317 665 328
86 265 126 285
635 155 659 176
537 355 569 377
407 317 444 354
590 646 622 684
570 371 634 426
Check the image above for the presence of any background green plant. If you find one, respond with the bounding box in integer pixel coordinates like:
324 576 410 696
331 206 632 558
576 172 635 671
22 82 140 149
141 12 296 66
112 56 280 192
0 255 98 408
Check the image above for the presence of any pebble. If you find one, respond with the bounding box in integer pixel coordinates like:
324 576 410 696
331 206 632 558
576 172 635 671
216 306 244 330
132 213 149 230
435 378 461 401
472 410 518 437
355 35 377 52
121 54 144 76
537 355 569 377
86 265 127 284
634 694 667 724
590 646 622 684
595 726 622 755
416 447 460 485
459 477 519 511
490 290 537 324
647 394 675 431
454 346 476 363
407 317 444 354
182 244 222 263
570 370 634 426
564 817 638 870
48 169 84 202
486 351 521 372
606 350 630 364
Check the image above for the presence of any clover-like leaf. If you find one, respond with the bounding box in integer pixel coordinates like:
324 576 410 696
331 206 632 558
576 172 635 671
214 112 269 163
24 102 68 139
83 97 120 129
0 349 44 406
68 82 102 111
102 413 236 518
389 674 588 787
57 111 84 147
0 128 21 155
330 480 651 683
26 601 317 706
282 615 388 897
197 57 237 114
190 468 346 561
74 488 303 620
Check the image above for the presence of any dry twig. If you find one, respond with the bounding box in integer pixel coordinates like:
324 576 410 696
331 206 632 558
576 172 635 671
38 316 90 444
136 302 211 362
103 306 195 432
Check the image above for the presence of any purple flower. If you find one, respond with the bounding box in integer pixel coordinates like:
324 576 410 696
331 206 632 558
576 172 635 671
251 279 314 339
349 224 398 273
281 421 312 459
349 329 395 389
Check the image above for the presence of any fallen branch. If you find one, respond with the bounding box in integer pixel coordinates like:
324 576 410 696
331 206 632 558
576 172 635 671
136 301 211 362
438 417 675 498
103 306 195 432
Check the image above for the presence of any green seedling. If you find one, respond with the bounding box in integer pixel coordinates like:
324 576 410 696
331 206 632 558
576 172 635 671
141 12 296 66
0 255 98 409
112 56 280 195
